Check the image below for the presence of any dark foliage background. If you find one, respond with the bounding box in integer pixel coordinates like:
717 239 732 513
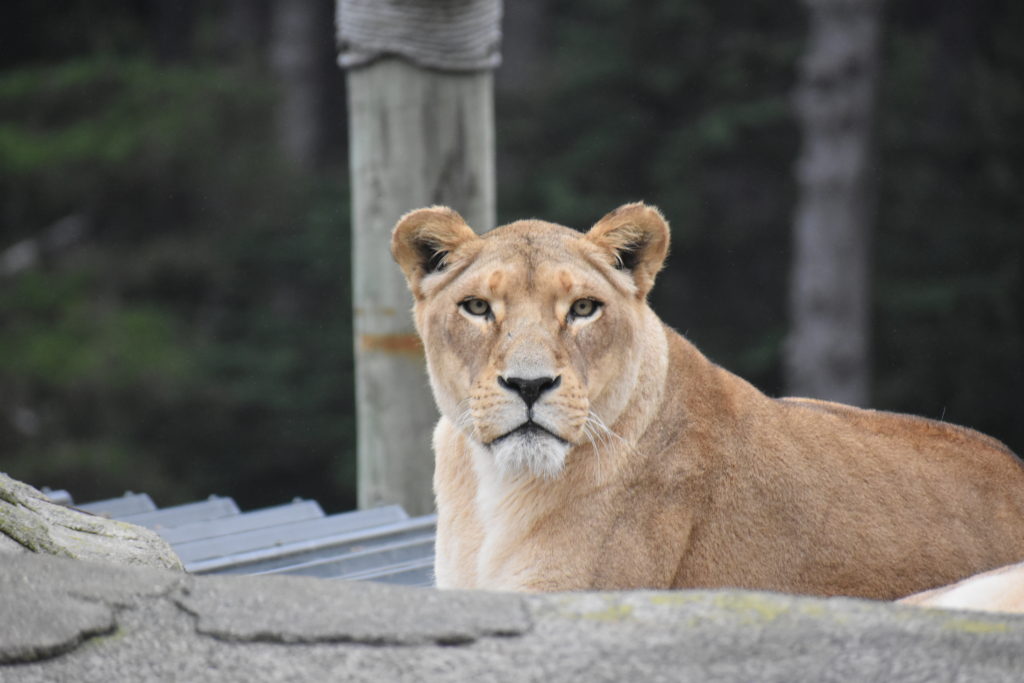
1 0 1021 512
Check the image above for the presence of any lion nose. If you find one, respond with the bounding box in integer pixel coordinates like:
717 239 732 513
499 375 561 409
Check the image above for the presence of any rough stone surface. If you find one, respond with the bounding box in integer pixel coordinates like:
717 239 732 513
3 552 1024 682
0 472 184 571
0 593 114 665
176 573 530 645
0 544 186 607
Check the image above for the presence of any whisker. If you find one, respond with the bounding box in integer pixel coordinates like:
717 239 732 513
583 412 620 482
585 410 636 460
451 397 477 439
581 423 602 484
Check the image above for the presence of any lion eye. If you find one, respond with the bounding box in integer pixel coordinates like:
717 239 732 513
461 298 491 317
569 298 601 319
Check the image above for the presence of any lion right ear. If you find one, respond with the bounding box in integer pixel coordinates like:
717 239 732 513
391 206 479 297
585 202 670 298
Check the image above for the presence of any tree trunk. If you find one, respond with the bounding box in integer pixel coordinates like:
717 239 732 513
0 473 183 571
786 0 883 407
340 0 499 514
271 0 326 170
223 0 270 62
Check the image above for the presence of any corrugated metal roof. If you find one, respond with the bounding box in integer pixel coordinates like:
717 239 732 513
48 489 436 588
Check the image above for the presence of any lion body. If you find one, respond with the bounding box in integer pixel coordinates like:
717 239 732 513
392 203 1024 598
900 560 1024 613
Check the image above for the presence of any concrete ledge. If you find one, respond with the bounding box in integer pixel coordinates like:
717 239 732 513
3 552 1024 682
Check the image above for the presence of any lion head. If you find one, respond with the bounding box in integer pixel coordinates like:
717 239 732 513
392 203 670 479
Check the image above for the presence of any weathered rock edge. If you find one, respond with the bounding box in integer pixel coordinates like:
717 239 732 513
0 472 183 571
3 552 1024 682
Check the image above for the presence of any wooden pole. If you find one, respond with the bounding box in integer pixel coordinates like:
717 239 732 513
347 59 495 514
786 0 882 407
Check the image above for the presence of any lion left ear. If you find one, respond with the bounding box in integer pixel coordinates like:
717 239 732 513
391 206 479 299
585 202 670 298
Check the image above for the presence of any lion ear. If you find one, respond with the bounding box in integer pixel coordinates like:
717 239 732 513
585 202 670 298
391 206 478 297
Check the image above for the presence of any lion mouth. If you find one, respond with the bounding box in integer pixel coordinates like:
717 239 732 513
485 419 574 479
489 421 568 447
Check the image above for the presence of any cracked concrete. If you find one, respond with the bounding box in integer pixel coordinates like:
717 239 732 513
173 573 531 645
3 552 1024 682
0 593 114 665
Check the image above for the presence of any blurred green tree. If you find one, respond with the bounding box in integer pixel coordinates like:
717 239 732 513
0 0 1020 514
873 0 1024 447
0 4 356 511
496 0 804 393
495 0 1022 453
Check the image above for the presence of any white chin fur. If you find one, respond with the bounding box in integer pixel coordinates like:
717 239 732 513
490 431 569 479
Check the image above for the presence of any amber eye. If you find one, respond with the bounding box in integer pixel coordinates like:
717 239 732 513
461 298 491 317
569 298 601 319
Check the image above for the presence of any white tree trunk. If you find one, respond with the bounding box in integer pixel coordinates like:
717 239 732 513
271 0 324 170
786 0 883 407
348 59 495 514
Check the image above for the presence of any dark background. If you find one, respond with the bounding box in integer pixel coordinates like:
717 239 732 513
1 0 1021 512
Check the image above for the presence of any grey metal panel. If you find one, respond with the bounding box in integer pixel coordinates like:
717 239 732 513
117 496 240 530
190 514 437 575
76 492 157 518
380 566 434 587
70 489 437 586
175 505 413 565
156 500 325 545
342 558 436 587
275 536 434 579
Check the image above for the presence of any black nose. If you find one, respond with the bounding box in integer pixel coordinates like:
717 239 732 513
499 375 561 408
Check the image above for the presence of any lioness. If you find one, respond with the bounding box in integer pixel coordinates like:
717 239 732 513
391 202 1024 598
899 560 1024 614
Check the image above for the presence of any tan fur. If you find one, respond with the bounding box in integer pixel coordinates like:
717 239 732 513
391 202 1024 598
